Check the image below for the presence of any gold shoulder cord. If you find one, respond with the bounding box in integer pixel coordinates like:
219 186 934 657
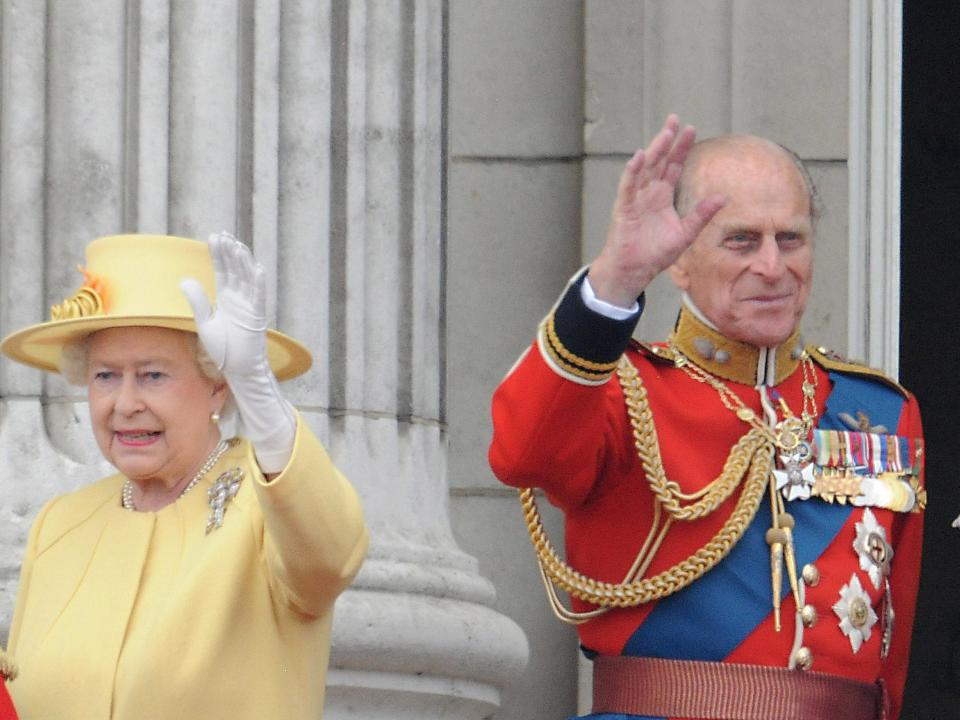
520 355 775 625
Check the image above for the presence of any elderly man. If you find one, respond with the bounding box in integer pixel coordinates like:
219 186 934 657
489 116 925 720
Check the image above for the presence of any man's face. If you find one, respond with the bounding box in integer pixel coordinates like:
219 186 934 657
670 141 814 347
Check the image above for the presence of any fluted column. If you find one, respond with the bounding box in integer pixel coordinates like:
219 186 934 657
0 1 527 717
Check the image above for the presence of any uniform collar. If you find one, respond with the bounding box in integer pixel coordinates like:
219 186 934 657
668 296 804 387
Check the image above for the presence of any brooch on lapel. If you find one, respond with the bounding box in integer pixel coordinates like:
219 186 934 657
207 468 244 534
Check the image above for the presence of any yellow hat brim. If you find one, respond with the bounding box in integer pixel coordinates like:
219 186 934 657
0 315 312 381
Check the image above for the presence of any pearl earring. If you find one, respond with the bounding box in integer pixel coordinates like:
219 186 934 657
211 411 221 425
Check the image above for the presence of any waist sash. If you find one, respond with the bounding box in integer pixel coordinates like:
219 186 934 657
592 655 887 720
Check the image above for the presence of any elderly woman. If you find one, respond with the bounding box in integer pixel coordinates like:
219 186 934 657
0 233 367 719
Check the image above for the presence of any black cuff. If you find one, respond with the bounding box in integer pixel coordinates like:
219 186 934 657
538 271 643 383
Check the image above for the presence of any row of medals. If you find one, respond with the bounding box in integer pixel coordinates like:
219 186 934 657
770 415 895 658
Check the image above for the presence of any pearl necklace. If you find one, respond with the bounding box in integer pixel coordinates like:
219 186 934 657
121 439 231 512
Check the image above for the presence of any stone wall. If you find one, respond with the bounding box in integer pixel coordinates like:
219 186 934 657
0 2 526 718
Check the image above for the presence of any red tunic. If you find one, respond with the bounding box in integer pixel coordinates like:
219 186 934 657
0 678 17 719
489 276 924 720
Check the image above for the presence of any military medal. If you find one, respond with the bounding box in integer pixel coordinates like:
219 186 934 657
811 428 925 511
770 394 817 501
833 573 878 653
666 345 820 632
880 579 895 659
852 508 895 658
854 508 893 589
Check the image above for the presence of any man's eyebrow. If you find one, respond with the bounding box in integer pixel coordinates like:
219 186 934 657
711 222 758 234
712 218 812 233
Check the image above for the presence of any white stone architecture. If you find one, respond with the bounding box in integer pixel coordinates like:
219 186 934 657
0 1 526 718
0 0 907 719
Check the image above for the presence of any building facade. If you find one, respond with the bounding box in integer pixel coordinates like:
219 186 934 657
3 1 944 719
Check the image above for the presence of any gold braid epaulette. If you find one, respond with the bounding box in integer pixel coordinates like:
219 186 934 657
807 344 909 398
519 355 774 610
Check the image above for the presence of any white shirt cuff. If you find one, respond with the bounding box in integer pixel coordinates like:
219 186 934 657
581 276 640 320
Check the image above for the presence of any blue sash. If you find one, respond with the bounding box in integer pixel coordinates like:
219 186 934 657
619 371 905 661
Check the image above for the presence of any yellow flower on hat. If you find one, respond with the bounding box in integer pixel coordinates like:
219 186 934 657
78 265 108 306
50 266 109 321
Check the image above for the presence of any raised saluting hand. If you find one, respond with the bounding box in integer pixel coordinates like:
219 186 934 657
587 115 726 308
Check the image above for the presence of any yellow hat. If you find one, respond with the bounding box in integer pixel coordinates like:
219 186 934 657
0 234 312 380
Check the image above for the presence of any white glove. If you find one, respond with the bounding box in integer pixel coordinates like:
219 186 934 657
181 231 296 474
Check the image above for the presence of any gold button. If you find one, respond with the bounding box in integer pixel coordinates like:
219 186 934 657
800 604 818 628
737 407 756 422
793 646 813 670
802 563 820 587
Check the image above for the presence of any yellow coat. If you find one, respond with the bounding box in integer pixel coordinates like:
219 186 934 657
7 415 368 719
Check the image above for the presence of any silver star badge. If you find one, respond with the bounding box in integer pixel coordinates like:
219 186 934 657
853 508 893 589
833 573 878 653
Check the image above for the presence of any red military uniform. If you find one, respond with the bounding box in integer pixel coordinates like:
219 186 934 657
0 686 15 720
490 272 925 720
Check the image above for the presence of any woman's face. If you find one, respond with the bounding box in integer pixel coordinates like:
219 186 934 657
86 326 226 488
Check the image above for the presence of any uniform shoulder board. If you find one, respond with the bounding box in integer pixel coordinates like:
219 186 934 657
806 344 909 398
629 339 677 364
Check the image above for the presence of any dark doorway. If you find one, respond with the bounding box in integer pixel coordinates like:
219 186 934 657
900 4 960 718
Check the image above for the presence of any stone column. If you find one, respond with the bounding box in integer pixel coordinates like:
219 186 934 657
0 1 527 717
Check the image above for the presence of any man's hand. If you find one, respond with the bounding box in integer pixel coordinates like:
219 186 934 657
587 114 726 308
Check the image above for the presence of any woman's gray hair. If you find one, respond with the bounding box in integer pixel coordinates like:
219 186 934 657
60 336 93 386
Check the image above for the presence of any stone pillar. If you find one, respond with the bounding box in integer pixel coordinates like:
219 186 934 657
446 2 584 718
0 1 527 717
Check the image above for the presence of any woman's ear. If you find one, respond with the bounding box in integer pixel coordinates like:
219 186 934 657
211 380 229 411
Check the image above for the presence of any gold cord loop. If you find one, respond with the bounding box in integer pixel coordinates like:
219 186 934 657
520 356 776 621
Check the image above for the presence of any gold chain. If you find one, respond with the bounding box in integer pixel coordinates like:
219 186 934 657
662 345 820 631
520 346 823 625
518 441 771 610
519 355 775 616
620 356 771 520
667 343 818 448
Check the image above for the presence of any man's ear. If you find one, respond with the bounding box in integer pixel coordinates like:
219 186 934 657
668 254 691 291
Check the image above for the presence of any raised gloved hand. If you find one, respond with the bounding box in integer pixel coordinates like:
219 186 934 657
181 231 296 474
